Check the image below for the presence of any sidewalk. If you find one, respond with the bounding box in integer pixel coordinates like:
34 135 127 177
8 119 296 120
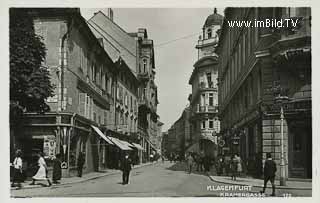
209 175 312 190
11 162 156 190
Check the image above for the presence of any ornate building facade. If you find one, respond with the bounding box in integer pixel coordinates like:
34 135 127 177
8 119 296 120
217 8 311 179
188 9 222 158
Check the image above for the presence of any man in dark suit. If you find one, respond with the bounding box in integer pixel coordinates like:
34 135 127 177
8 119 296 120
121 152 132 185
261 152 277 196
77 152 85 177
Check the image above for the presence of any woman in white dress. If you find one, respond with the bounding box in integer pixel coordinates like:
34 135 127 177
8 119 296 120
30 152 51 186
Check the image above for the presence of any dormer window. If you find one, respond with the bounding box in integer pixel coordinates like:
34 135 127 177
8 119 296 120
207 29 212 39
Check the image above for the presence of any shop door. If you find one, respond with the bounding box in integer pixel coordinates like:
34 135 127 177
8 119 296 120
288 120 312 178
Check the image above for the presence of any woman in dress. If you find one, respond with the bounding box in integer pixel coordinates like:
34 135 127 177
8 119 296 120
11 149 23 188
30 152 52 187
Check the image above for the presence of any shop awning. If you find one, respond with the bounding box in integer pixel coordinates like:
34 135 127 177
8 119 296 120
119 140 134 148
131 143 144 150
91 125 113 145
109 137 132 151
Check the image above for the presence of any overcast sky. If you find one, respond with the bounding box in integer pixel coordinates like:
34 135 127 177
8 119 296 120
81 8 222 131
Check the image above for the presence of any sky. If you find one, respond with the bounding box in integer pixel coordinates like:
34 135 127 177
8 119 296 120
81 8 222 131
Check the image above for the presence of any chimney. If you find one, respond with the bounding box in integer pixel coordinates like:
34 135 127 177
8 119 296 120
107 8 113 21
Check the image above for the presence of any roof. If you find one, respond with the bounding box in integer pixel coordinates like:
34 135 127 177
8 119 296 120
204 8 224 27
188 56 218 84
87 11 138 76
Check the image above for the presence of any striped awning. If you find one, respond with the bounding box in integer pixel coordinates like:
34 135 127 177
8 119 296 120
131 143 144 150
91 125 113 145
109 137 132 151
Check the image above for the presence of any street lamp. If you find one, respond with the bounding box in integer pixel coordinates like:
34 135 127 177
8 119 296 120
275 94 289 186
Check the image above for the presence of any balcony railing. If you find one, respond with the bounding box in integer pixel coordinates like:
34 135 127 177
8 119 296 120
138 72 149 80
199 82 217 90
195 104 218 113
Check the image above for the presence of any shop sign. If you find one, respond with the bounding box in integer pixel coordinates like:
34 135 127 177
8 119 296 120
43 135 56 159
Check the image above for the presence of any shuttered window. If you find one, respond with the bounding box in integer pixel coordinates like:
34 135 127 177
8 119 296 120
79 93 86 117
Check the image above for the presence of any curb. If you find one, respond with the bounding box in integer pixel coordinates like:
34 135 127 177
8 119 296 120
11 162 156 191
209 176 312 190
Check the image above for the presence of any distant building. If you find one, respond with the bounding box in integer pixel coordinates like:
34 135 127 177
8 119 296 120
188 9 222 158
166 107 191 158
217 8 311 179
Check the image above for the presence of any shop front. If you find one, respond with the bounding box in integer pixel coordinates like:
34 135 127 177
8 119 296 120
13 112 101 178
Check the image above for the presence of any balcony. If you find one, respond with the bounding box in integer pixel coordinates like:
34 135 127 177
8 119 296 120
199 129 218 144
196 37 218 49
137 72 150 81
195 104 218 114
199 82 218 91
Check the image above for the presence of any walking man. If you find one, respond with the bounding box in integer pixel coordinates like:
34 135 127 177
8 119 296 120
121 152 133 185
186 153 194 174
261 152 277 196
77 151 85 177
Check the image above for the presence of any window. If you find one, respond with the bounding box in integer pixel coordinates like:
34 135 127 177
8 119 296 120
104 110 107 125
207 29 212 39
206 72 212 87
209 120 214 129
143 59 147 73
79 92 93 120
102 73 106 90
201 94 205 106
209 93 214 106
201 120 206 129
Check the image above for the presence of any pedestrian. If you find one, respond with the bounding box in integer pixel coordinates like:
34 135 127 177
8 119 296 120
186 152 194 174
194 153 200 172
150 153 154 162
260 152 277 196
77 151 85 177
161 156 165 163
121 152 133 185
216 156 224 176
224 154 231 176
235 154 242 177
230 154 238 181
203 155 211 172
52 153 62 184
11 149 23 188
30 152 52 187
199 151 205 172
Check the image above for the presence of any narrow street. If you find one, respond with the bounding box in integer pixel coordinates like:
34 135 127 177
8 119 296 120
11 162 311 197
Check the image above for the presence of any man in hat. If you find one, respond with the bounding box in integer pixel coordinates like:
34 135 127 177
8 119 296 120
261 152 277 196
121 152 133 185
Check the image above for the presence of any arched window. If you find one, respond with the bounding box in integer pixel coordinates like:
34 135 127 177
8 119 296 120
143 59 147 73
207 29 212 39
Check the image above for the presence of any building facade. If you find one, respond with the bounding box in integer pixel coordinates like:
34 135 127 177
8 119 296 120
11 8 120 177
188 9 222 158
217 8 311 179
88 10 160 163
10 8 157 178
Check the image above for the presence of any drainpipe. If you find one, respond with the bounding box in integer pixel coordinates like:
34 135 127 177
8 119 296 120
67 113 76 176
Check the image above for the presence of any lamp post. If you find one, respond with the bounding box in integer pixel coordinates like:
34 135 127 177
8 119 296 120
275 94 289 186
